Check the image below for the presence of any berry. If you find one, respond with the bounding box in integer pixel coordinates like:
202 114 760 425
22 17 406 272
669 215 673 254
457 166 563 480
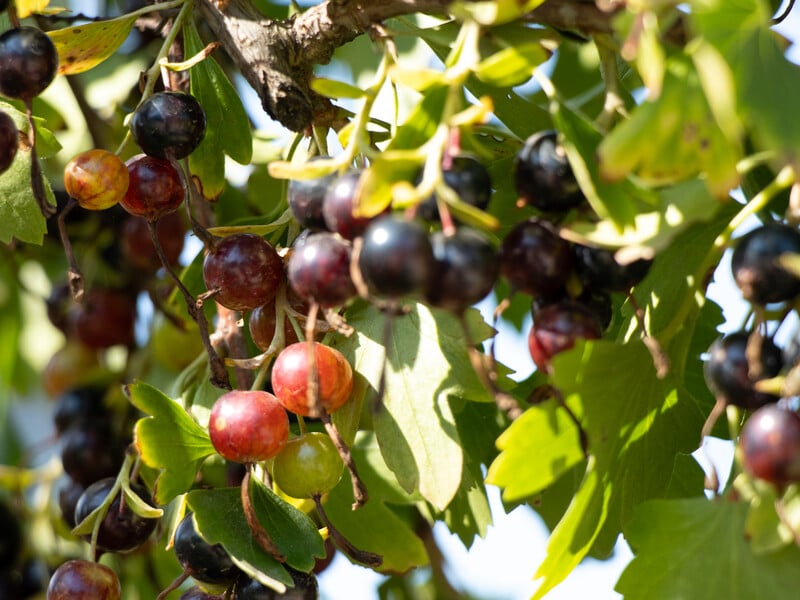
53 386 108 435
233 568 318 600
57 478 85 529
203 234 284 311
322 169 382 239
272 432 344 499
528 301 603 371
740 404 800 488
287 232 356 307
288 166 336 230
425 228 499 313
500 218 573 297
0 109 18 174
0 27 58 101
358 215 435 300
416 155 492 222
533 288 613 332
731 222 800 305
514 130 585 212
64 149 130 211
120 209 186 272
208 390 289 463
120 154 185 222
60 419 125 487
131 91 206 160
573 244 652 292
173 513 239 586
74 478 159 553
70 287 137 349
703 332 783 409
248 287 310 352
271 342 354 417
46 559 121 600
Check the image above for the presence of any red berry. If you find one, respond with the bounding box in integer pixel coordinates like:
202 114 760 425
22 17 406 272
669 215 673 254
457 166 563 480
47 559 121 600
740 404 800 488
64 149 130 211
119 154 185 222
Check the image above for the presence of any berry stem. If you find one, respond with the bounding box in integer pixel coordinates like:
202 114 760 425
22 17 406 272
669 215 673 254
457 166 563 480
321 413 368 509
55 197 84 302
312 494 382 567
304 301 324 418
155 571 190 600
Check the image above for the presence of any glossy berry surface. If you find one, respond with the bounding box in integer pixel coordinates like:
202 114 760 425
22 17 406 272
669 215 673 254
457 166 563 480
60 420 124 486
174 513 239 585
703 332 783 409
288 168 336 230
70 287 137 349
57 478 85 529
46 559 121 600
322 169 381 239
0 27 58 101
514 130 585 212
120 154 185 222
64 149 130 211
730 223 800 305
233 568 318 600
249 298 301 352
358 215 435 300
271 342 354 417
416 155 492 222
74 478 159 553
528 301 603 371
131 91 206 160
272 432 344 498
500 218 573 297
573 244 652 292
0 110 17 174
203 234 284 311
208 390 289 463
287 232 356 307
426 228 499 313
740 405 800 488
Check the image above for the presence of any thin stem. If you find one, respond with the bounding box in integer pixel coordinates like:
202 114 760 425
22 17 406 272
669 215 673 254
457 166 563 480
321 414 368 509
312 495 382 567
55 197 84 301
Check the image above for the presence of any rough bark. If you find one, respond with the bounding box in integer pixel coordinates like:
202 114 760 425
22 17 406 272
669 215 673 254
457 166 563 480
195 0 622 132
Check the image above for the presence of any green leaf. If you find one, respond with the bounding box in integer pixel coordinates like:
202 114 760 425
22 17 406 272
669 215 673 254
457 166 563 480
332 303 494 511
617 497 800 599
323 432 428 573
474 42 549 87
128 381 216 504
451 0 547 26
0 104 57 245
598 55 741 199
48 13 138 75
185 20 252 198
310 77 365 99
188 488 293 590
486 400 585 502
247 477 326 572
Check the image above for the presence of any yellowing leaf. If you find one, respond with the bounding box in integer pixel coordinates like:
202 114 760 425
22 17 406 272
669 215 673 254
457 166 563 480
15 0 50 19
48 14 138 75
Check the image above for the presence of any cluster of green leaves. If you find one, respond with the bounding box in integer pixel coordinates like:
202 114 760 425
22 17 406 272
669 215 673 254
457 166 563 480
2 0 800 598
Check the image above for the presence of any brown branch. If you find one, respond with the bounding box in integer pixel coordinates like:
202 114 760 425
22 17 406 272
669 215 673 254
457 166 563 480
196 0 623 132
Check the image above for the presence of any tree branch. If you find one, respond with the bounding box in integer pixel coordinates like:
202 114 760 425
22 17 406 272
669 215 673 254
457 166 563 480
196 0 622 132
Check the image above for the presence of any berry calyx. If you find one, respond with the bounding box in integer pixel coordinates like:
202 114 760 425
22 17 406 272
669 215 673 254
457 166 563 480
119 154 185 222
0 110 18 174
46 559 121 600
358 215 435 301
0 27 58 101
703 332 783 409
731 222 800 305
203 234 284 311
131 91 206 160
740 404 800 488
271 342 353 417
272 432 344 499
287 232 356 308
208 390 289 463
64 149 130 211
514 130 585 213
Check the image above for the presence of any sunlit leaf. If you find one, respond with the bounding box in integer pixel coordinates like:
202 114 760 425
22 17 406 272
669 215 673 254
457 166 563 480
310 77 365 99
48 14 138 75
451 0 547 26
15 0 51 19
474 42 549 87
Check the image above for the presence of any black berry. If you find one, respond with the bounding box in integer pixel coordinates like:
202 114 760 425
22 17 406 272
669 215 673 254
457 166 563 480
416 155 492 222
0 27 58 101
514 130 585 213
131 91 207 160
500 218 573 298
287 232 356 307
173 512 239 586
731 222 800 305
0 109 17 174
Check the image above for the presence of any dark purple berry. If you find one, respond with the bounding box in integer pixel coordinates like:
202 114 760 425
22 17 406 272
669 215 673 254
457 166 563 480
233 568 318 599
0 27 58 101
288 164 336 230
358 215 435 300
53 387 108 435
528 301 603 371
174 513 239 585
500 218 573 297
60 419 125 487
515 130 585 213
731 223 800 305
703 332 783 409
425 228 499 313
57 478 86 529
131 91 206 160
573 244 652 292
0 110 17 174
287 232 356 307
322 169 382 240
740 404 800 488
416 155 492 222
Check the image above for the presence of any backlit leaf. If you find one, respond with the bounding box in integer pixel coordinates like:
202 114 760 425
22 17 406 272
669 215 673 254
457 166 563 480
310 77 365 99
48 14 138 75
474 42 549 87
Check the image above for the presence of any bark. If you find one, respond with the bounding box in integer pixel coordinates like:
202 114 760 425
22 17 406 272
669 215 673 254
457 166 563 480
195 0 623 132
